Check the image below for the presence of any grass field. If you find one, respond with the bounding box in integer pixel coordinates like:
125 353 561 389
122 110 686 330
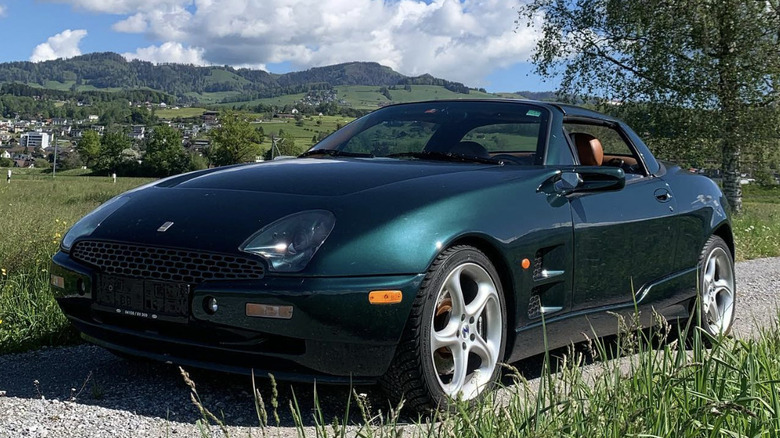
0 170 153 353
155 107 208 119
257 115 353 148
217 85 500 111
733 185 780 260
153 109 352 149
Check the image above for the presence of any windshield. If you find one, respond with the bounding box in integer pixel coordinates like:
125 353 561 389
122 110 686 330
307 101 550 165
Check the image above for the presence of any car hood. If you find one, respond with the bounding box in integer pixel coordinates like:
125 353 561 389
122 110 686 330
159 158 496 196
80 158 552 259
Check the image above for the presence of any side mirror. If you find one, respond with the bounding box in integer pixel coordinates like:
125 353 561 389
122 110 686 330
553 167 625 195
554 172 583 194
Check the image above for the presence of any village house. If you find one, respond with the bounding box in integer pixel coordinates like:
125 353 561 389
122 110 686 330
202 111 219 125
130 125 146 140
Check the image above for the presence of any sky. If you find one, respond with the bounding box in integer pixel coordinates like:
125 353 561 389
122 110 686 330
0 0 559 93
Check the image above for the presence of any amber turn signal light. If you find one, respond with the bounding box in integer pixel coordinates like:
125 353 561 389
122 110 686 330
521 258 531 269
369 290 403 304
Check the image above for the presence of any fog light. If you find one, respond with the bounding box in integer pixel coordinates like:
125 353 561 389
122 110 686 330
77 279 86 296
204 297 218 314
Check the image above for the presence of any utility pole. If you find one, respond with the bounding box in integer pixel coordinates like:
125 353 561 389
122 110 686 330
270 135 282 159
52 132 57 178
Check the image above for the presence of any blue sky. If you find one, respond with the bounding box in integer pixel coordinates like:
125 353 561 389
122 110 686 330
0 0 557 93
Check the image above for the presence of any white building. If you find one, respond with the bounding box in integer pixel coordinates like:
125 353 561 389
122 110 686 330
20 132 50 150
130 125 146 140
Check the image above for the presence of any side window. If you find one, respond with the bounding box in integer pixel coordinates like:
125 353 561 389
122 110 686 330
564 122 645 176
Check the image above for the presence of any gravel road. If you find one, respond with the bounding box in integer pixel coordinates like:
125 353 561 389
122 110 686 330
1 258 778 438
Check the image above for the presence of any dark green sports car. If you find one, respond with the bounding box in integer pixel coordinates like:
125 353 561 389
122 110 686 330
51 100 735 410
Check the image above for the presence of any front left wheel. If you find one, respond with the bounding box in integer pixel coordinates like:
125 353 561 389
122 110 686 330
381 246 507 411
698 235 736 337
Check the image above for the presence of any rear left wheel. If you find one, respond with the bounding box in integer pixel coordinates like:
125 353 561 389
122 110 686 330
381 246 507 411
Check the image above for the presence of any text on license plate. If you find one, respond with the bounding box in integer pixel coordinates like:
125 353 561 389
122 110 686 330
97 275 190 317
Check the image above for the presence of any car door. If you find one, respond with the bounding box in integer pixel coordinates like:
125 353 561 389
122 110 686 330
565 122 679 311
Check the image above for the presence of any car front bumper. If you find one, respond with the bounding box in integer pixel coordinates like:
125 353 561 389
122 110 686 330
50 251 423 382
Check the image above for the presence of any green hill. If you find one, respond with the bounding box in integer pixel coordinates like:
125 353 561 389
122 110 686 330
0 53 486 105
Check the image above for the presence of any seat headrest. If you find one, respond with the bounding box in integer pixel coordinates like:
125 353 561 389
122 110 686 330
450 141 490 159
571 133 603 166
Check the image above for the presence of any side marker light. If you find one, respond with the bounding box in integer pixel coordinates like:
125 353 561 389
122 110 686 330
51 275 65 289
521 258 531 269
369 290 403 305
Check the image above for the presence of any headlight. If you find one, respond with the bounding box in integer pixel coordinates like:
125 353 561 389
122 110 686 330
60 195 130 252
240 210 336 273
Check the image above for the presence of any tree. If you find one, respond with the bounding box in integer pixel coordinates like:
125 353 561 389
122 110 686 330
518 0 780 212
276 131 303 156
207 111 263 166
76 130 101 168
95 130 131 173
143 125 189 176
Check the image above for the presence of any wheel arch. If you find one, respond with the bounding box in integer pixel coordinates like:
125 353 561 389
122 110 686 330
444 235 516 360
712 221 735 259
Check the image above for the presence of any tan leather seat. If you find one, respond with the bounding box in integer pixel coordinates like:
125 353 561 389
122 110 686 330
571 133 603 166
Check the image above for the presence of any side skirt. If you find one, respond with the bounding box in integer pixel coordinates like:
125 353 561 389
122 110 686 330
507 267 697 363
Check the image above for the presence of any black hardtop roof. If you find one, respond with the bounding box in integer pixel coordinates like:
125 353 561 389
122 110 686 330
382 98 622 123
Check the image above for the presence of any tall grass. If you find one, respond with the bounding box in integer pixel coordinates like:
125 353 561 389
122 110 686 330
733 202 780 261
182 313 780 437
733 184 780 261
0 172 152 353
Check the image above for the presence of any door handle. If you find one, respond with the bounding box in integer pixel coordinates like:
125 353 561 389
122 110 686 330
654 188 672 202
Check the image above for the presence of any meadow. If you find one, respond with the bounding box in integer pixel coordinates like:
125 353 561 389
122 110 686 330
213 84 497 111
0 169 153 353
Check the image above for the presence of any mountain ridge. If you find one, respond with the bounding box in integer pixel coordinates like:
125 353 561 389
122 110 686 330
0 53 481 104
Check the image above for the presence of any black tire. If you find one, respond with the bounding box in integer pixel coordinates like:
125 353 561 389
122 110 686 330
696 235 736 337
380 245 507 411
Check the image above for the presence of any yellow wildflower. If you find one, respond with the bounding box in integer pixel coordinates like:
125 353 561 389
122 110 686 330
1 268 5 276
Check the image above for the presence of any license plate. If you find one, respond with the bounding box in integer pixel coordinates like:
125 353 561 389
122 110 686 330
97 275 190 317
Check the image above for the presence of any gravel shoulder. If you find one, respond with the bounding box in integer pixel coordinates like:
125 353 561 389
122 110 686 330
1 258 778 437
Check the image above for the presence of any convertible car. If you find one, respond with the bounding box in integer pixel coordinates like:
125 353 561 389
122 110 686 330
51 100 735 410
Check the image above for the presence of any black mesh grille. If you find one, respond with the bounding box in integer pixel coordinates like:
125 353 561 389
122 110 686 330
533 250 543 279
71 241 265 284
528 294 541 319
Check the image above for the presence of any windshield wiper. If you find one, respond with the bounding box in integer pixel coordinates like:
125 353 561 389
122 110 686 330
386 151 502 165
299 149 375 158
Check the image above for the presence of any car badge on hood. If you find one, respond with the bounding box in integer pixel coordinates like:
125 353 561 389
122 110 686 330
157 221 175 232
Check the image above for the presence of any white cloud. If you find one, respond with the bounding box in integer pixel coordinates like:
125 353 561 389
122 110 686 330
123 42 206 65
50 0 541 86
0 5 6 17
30 29 88 62
113 13 147 33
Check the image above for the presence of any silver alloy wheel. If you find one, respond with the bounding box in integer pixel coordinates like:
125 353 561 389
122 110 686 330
430 262 502 400
701 246 735 335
